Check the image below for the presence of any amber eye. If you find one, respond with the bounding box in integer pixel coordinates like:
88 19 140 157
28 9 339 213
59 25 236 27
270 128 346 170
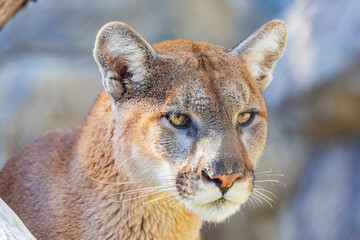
238 112 254 127
168 114 189 129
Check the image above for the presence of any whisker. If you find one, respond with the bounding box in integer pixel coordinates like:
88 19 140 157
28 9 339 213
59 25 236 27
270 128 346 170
254 179 287 187
156 180 176 183
247 197 256 208
256 173 284 178
144 193 174 204
265 174 276 191
108 187 163 197
255 174 284 191
123 184 176 193
163 195 182 205
108 186 177 199
250 193 263 205
169 196 184 207
112 190 162 203
86 175 140 186
108 189 157 199
254 168 273 175
172 198 186 209
252 192 274 209
245 200 250 209
104 155 135 181
237 207 245 217
123 186 164 193
253 189 276 203
254 186 278 200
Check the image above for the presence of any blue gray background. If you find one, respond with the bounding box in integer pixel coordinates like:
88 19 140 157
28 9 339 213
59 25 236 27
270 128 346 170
1 0 359 239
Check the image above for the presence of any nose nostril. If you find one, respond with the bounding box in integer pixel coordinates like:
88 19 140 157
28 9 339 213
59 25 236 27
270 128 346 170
201 170 211 181
202 170 243 189
213 178 222 187
202 170 223 187
213 173 242 188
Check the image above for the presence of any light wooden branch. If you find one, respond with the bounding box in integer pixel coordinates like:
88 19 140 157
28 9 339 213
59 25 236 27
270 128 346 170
0 198 36 240
0 0 34 28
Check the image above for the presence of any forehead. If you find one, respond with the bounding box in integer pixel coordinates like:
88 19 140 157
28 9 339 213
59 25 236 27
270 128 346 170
152 40 264 115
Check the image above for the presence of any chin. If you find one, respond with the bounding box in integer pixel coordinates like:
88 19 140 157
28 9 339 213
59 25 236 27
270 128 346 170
183 198 243 223
182 181 252 222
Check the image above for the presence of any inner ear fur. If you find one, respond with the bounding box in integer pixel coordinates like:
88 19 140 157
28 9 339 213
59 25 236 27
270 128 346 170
93 21 157 99
231 19 288 92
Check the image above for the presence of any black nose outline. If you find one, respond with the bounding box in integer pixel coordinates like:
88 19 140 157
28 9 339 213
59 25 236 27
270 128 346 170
201 170 242 194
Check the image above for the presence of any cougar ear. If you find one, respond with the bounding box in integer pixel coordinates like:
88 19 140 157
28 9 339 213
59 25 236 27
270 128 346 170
94 21 157 99
231 20 287 92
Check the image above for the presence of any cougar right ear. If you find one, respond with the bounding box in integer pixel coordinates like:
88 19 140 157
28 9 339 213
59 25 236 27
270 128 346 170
93 21 157 99
230 20 287 92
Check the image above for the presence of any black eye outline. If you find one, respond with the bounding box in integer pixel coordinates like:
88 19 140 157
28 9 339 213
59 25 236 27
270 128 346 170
166 113 190 129
238 112 256 127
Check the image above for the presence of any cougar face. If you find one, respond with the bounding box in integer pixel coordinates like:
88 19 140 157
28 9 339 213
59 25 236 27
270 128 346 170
94 21 287 222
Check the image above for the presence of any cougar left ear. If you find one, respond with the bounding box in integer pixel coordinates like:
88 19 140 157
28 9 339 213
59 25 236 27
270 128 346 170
93 21 157 99
231 20 287 92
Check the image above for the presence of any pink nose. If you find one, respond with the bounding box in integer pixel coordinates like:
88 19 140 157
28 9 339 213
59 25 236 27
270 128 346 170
210 173 243 188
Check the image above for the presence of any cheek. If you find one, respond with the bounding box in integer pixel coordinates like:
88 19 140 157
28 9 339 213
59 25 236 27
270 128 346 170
153 119 194 161
242 121 268 161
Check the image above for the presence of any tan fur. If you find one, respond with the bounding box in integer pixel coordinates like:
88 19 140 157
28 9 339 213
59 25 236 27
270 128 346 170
0 20 287 239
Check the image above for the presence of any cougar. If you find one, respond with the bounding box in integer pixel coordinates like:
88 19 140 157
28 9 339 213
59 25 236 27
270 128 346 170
0 20 287 239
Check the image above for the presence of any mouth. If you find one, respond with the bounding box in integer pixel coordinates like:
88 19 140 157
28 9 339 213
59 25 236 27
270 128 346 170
183 195 241 223
211 197 226 205
181 182 252 222
197 196 239 207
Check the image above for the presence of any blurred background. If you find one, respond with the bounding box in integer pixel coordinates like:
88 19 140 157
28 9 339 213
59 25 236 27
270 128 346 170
1 0 359 239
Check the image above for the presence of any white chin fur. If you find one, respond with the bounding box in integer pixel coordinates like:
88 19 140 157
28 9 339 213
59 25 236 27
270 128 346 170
183 181 252 222
183 199 241 222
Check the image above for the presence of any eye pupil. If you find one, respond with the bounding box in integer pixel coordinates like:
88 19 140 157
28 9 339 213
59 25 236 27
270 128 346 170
168 113 189 129
238 112 254 127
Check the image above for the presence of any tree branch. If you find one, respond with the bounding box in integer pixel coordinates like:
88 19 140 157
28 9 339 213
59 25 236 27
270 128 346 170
0 0 35 29
0 198 36 240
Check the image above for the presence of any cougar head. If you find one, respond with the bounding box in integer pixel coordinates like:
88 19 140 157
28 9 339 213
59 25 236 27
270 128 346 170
93 20 287 222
